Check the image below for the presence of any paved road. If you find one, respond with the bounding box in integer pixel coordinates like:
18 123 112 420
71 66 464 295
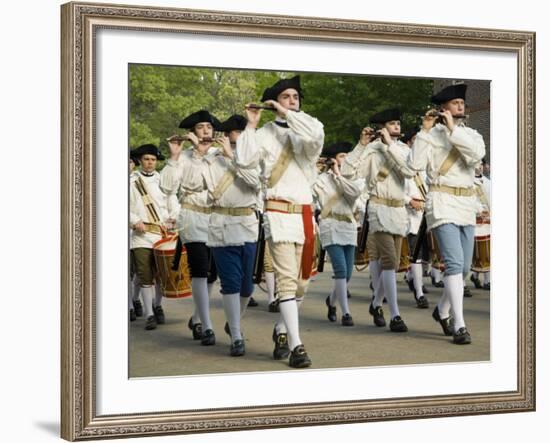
129 266 490 377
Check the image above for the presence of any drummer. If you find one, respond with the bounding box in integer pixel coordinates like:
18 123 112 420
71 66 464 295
470 160 491 290
410 83 486 345
129 154 143 322
160 110 220 346
129 144 169 330
313 141 364 326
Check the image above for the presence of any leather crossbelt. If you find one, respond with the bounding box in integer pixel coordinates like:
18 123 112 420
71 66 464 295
429 184 475 197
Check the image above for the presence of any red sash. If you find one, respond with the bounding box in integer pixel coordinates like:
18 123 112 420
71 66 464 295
300 204 315 280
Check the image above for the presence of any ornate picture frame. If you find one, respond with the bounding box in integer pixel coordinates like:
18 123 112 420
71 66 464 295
61 1 535 440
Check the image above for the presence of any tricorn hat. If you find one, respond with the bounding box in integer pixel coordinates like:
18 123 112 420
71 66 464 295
321 141 353 158
261 75 303 102
218 114 248 132
131 144 165 161
369 108 402 125
178 110 221 130
401 127 420 144
431 83 467 105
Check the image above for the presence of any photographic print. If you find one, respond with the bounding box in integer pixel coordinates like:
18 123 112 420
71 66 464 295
127 64 492 377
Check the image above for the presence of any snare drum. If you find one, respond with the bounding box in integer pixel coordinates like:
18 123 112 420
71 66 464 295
471 234 491 273
153 234 192 298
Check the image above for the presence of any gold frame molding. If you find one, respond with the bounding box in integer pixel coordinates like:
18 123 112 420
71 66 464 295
61 1 536 440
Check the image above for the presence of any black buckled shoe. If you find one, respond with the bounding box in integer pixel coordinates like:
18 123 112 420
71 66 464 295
188 317 202 340
133 299 143 317
325 296 337 322
470 274 482 289
453 327 472 345
463 286 473 298
482 282 490 291
272 328 290 360
145 315 157 330
153 305 165 324
341 313 354 326
247 297 259 307
389 316 408 332
268 300 280 313
129 309 136 322
432 306 453 336
288 345 312 368
369 303 386 327
431 276 444 288
200 329 216 346
230 339 245 356
415 295 429 309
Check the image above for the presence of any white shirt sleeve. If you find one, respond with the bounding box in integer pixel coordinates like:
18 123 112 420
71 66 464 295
286 111 324 161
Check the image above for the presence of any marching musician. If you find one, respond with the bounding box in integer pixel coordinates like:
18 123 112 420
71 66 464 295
129 144 169 330
313 142 364 326
341 108 416 333
129 154 143 322
402 128 430 309
470 160 491 290
160 110 220 346
202 114 261 357
235 75 325 368
410 83 486 345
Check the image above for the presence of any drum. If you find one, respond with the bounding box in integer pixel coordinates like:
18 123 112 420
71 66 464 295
153 234 192 298
471 234 491 273
427 231 445 272
397 237 410 273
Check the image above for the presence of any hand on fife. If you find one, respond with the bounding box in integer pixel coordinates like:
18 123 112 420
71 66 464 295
244 103 262 129
379 128 392 147
168 140 183 160
421 109 438 132
263 99 288 119
185 132 200 149
359 127 376 146
219 135 234 159
439 109 455 131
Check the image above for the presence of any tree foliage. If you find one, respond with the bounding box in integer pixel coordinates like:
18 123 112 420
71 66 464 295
129 64 433 155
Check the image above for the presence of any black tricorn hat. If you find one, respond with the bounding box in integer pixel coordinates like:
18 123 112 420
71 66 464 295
431 83 467 105
219 114 248 132
401 127 420 144
178 110 221 130
129 149 140 165
321 141 353 158
369 108 402 125
261 75 303 102
132 144 165 161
